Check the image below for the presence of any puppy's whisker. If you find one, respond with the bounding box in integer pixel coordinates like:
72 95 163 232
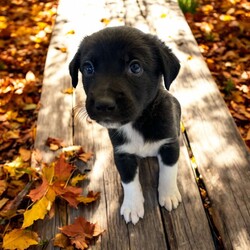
73 104 92 123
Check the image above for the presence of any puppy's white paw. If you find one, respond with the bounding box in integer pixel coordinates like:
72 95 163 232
157 159 181 211
120 194 144 225
121 174 144 225
158 186 182 211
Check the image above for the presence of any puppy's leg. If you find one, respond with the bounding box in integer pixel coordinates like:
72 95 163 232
114 153 144 225
157 142 182 211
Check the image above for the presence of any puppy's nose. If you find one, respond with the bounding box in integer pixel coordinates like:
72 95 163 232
94 97 116 112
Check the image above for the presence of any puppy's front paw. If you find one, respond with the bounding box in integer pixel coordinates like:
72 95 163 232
158 186 182 211
120 195 144 225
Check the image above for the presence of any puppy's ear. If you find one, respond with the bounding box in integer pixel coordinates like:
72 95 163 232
69 50 80 88
157 40 180 90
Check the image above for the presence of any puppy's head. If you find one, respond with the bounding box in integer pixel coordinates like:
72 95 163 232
69 26 180 128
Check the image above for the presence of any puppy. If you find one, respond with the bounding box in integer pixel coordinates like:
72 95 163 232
69 26 181 225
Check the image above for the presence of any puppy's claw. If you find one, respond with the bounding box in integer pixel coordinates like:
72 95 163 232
159 188 182 211
120 198 144 225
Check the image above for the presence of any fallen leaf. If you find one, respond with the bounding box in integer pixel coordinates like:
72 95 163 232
22 194 55 228
100 18 110 25
54 233 71 248
55 46 67 53
28 177 49 202
59 217 103 250
219 14 236 21
66 29 75 35
0 182 33 218
25 71 36 82
46 137 66 150
54 154 75 182
0 198 9 210
77 191 100 205
3 229 38 249
0 180 7 196
70 174 87 186
19 147 31 162
63 87 74 94
22 103 37 110
52 182 82 207
78 152 93 163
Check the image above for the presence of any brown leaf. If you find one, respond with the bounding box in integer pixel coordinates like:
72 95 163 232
52 182 82 207
0 180 7 196
59 217 103 250
78 151 93 163
77 191 100 205
54 233 71 248
19 147 31 162
54 154 75 182
46 137 66 151
28 177 49 202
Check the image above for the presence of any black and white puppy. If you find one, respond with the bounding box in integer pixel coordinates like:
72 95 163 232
69 26 181 225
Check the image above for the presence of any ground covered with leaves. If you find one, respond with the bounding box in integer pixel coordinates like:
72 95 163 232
0 0 249 249
0 0 101 249
0 0 58 163
185 0 250 147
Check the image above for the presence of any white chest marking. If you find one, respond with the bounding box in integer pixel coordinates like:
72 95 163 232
116 123 175 157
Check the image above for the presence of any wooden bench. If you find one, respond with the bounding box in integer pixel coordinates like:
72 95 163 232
33 0 250 249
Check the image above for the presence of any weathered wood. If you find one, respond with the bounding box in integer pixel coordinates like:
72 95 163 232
68 1 215 249
33 0 250 249
161 137 215 250
32 1 74 248
156 1 250 249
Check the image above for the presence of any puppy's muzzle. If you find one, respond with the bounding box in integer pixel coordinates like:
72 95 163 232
94 96 117 113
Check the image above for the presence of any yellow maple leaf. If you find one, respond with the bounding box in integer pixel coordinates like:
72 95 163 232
63 87 74 94
160 13 167 18
77 191 100 204
3 229 38 249
22 193 54 228
70 174 86 186
42 164 55 184
77 196 96 204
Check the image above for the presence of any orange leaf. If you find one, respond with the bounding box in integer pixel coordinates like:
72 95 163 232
46 137 66 150
77 191 100 204
28 177 49 202
19 147 31 162
54 154 75 182
78 152 93 163
70 174 87 186
0 180 7 196
59 217 103 250
3 229 38 249
54 233 71 248
53 182 82 207
63 87 74 94
0 198 9 210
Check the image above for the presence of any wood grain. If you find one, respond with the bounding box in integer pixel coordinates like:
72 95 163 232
33 0 249 249
158 1 250 248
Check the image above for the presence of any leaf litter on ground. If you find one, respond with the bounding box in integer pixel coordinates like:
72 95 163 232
1 141 102 249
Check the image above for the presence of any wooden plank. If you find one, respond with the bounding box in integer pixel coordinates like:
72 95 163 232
68 1 215 249
161 137 215 250
154 1 250 248
33 0 73 164
32 0 76 249
33 0 221 249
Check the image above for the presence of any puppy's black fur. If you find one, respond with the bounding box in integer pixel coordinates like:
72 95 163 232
69 26 181 224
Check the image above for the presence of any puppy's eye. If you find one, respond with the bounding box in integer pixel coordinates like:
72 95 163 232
128 60 143 76
82 61 94 76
